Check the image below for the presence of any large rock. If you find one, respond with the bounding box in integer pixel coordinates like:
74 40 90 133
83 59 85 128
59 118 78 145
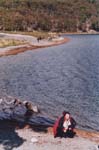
0 95 54 127
0 96 39 122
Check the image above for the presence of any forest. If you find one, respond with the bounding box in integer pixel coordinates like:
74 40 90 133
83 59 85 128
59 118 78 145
0 0 99 32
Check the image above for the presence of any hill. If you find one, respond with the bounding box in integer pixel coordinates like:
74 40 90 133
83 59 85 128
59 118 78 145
0 0 99 32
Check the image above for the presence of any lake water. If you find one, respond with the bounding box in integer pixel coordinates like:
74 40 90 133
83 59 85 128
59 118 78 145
0 35 99 131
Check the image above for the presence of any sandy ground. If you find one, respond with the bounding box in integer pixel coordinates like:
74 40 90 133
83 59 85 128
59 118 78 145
0 33 69 56
0 127 98 150
0 120 98 150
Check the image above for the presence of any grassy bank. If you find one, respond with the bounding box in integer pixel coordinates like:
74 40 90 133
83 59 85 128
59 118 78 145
0 39 26 48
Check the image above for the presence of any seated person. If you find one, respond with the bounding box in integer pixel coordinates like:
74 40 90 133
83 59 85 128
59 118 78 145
53 111 76 138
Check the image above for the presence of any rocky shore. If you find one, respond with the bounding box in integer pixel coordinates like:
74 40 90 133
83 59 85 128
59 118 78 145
0 120 98 150
0 96 98 150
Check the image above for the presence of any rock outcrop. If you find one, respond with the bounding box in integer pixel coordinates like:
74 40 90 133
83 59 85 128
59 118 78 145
0 95 54 127
0 96 39 122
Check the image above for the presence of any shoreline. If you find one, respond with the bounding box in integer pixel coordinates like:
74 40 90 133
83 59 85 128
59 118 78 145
0 33 99 149
1 32 99 57
0 92 98 149
60 31 99 35
0 33 69 57
48 127 99 144
0 38 69 57
0 96 98 143
0 119 98 150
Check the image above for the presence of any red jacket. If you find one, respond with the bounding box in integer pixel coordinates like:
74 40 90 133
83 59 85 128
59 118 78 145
53 117 61 137
53 116 76 137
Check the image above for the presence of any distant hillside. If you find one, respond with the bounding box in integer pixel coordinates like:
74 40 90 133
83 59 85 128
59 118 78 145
0 0 99 32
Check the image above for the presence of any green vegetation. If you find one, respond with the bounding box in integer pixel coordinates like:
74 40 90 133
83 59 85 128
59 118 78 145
0 0 99 32
0 39 26 48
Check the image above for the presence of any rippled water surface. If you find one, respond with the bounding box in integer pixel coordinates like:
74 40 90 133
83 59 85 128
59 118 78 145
0 35 99 131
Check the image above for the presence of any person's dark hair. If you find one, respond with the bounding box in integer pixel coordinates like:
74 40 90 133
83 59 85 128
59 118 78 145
62 111 70 116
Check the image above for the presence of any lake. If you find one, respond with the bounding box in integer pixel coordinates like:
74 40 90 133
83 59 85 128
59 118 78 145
0 35 99 131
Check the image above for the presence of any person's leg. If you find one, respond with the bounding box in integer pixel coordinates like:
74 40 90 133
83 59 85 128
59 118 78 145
66 129 75 138
56 127 63 138
63 132 67 138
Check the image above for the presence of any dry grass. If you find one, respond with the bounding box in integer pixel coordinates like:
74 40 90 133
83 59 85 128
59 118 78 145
4 30 59 39
20 31 49 39
0 39 26 48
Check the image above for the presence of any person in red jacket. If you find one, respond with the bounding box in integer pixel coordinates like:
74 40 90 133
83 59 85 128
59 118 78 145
53 111 76 138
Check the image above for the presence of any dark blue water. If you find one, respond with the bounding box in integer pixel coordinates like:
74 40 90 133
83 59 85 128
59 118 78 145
0 35 99 131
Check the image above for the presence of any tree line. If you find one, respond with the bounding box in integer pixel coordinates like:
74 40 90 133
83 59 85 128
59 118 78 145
0 0 99 32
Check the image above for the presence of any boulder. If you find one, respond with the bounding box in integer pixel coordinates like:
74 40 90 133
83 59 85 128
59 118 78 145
0 96 39 122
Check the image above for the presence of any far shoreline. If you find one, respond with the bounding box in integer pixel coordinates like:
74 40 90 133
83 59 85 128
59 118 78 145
1 31 99 57
0 32 69 57
61 31 99 35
